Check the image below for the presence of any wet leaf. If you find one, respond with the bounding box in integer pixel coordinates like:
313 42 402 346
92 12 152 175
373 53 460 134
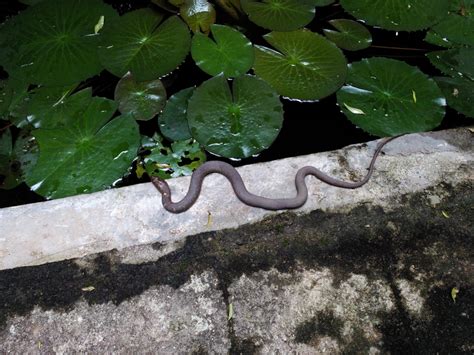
191 24 254 77
187 74 283 159
323 19 372 51
180 0 216 33
253 29 347 100
6 0 118 86
340 0 450 31
434 76 474 118
99 9 191 81
26 97 140 199
158 87 195 141
114 72 167 121
336 58 446 137
241 0 316 31
427 47 474 81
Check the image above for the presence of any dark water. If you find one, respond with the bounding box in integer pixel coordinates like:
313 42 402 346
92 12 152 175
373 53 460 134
0 1 471 208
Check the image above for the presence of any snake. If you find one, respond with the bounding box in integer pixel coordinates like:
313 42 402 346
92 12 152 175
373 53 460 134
151 136 398 213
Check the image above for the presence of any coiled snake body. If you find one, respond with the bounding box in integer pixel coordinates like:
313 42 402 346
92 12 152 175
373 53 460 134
152 137 397 213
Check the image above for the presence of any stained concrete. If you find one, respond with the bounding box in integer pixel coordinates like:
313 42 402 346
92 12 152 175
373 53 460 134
0 128 473 353
0 128 473 270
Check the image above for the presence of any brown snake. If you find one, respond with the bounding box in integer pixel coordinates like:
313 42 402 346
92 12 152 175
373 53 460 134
152 136 398 213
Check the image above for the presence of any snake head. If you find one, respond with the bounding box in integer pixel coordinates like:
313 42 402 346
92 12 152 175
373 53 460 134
150 176 170 195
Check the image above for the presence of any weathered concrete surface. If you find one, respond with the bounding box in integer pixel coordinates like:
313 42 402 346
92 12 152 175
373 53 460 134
1 178 473 353
0 128 473 270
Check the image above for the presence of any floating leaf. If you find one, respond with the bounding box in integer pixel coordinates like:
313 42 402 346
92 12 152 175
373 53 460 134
180 0 216 33
434 76 474 118
336 58 446 137
114 72 166 121
143 134 206 179
427 47 474 81
426 12 474 47
215 0 243 19
158 87 195 141
151 0 179 13
241 0 316 31
26 97 140 199
7 0 118 86
253 29 347 100
323 19 372 51
0 128 39 190
99 9 191 81
187 74 283 159
191 24 254 77
340 0 450 31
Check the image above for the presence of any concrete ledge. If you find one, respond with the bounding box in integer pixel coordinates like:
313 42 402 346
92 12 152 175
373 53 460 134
1 128 472 270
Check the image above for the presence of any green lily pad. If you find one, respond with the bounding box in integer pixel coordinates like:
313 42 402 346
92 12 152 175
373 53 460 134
142 134 206 179
253 29 347 100
191 24 254 77
158 87 194 141
187 74 283 159
11 85 90 129
99 9 191 81
426 13 474 47
0 128 39 190
336 58 446 137
180 0 216 33
8 0 118 86
427 47 474 81
114 72 166 121
323 19 372 51
26 97 140 199
434 76 474 118
340 0 450 31
240 0 316 31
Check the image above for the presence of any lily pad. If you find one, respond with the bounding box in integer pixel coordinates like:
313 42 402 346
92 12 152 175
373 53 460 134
180 0 216 33
8 0 118 86
314 0 335 6
187 74 283 159
340 0 450 31
426 13 474 47
114 72 166 121
191 24 254 77
253 29 347 100
142 134 206 179
323 19 372 51
427 47 474 81
336 58 446 137
26 97 140 199
241 0 316 31
158 87 195 141
0 128 39 189
11 85 90 129
99 9 191 81
434 76 474 118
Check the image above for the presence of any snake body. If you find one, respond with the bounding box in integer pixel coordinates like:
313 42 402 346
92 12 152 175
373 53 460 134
151 137 397 213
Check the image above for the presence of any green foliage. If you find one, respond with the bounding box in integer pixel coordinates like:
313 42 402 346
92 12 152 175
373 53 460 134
114 73 167 121
323 19 372 51
191 24 254 77
141 134 206 179
340 0 450 31
158 87 195 141
254 29 347 100
337 58 446 136
0 0 471 200
187 74 283 158
241 0 316 31
98 9 191 81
